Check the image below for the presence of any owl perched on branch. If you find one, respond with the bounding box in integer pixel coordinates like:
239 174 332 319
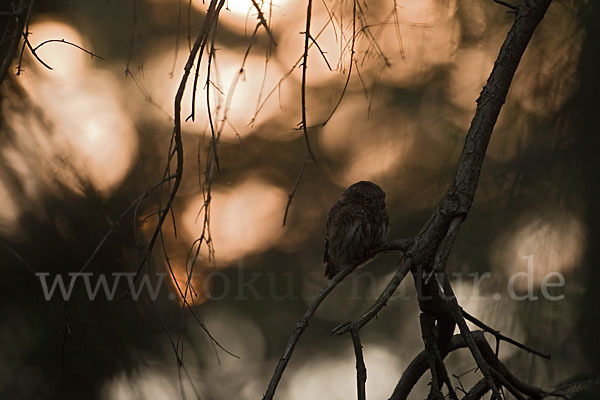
324 181 389 279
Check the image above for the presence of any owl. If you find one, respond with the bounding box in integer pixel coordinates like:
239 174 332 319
324 181 389 279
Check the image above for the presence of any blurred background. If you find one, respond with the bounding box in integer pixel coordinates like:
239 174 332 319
0 0 598 398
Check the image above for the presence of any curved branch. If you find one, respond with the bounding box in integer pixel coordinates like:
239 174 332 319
262 238 411 400
331 254 412 335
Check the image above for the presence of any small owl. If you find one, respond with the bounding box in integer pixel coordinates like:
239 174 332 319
324 181 389 279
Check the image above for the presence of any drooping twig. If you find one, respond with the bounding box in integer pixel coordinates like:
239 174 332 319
32 39 105 60
282 156 311 226
77 176 176 275
320 0 357 127
0 0 33 81
250 0 277 46
300 0 316 161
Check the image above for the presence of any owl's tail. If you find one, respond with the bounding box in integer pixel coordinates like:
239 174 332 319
324 262 337 279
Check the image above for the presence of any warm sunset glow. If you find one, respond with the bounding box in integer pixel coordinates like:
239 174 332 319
492 212 585 290
191 0 293 32
284 345 402 399
103 369 184 400
19 71 138 197
0 180 21 237
449 46 497 126
182 178 288 264
319 98 414 186
276 1 346 87
378 0 460 86
5 21 139 199
141 43 285 140
26 21 89 77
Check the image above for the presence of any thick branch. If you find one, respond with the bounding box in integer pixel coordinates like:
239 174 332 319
450 0 553 211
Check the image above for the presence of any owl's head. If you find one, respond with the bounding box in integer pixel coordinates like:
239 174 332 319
340 181 386 206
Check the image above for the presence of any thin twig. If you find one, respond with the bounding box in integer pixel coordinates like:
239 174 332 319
320 0 357 127
282 156 311 226
332 252 412 335
262 263 356 400
0 240 37 276
300 0 316 161
250 0 277 46
351 329 367 400
308 34 332 71
78 176 176 274
442 280 502 399
262 238 411 400
32 38 104 60
461 309 551 359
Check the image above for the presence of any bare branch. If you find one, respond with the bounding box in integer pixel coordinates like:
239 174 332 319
262 238 411 400
351 329 367 400
250 0 277 46
331 253 412 335
461 309 551 359
282 156 311 226
300 0 316 161
32 38 105 60
442 280 502 399
262 263 356 400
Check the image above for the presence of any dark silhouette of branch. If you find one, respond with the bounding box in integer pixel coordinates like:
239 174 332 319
351 329 367 400
320 0 356 127
300 0 316 161
264 0 555 398
32 39 105 60
462 379 490 400
262 238 412 400
461 308 551 359
250 0 277 46
262 263 356 400
331 255 412 335
0 0 33 81
441 279 502 398
420 313 443 399
389 331 556 400
419 312 458 400
282 156 311 226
